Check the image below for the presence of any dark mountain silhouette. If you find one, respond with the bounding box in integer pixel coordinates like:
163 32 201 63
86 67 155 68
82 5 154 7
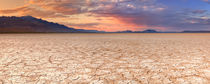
115 29 158 33
107 29 210 33
1 16 210 33
115 30 133 33
143 29 157 33
0 16 103 33
182 30 210 33
136 29 158 33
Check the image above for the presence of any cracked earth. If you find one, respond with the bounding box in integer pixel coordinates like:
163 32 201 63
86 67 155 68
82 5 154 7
0 33 209 84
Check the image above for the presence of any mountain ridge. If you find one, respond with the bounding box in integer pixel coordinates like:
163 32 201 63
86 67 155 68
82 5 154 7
0 16 103 33
1 16 210 33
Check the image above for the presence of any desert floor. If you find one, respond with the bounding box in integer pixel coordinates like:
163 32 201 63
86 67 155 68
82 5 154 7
0 33 209 84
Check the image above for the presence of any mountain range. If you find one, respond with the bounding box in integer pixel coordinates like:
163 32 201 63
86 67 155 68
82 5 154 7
114 30 210 33
0 16 103 33
0 16 210 33
114 29 160 33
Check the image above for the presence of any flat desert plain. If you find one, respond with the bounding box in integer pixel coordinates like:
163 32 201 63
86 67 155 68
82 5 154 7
0 33 209 84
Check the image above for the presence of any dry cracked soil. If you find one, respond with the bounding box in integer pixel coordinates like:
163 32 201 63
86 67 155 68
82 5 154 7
0 33 209 84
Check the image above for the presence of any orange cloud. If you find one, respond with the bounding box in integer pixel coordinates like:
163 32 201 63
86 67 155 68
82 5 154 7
0 5 67 18
27 0 87 15
0 0 167 31
2 0 206 31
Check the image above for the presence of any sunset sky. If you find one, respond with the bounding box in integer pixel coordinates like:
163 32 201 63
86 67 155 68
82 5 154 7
0 0 210 31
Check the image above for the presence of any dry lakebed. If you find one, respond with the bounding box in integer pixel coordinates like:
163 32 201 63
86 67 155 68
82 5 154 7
0 33 209 84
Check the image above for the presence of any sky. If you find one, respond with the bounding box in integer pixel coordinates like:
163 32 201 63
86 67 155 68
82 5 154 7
0 0 210 32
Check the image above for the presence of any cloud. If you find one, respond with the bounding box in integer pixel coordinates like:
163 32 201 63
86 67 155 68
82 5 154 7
0 5 67 18
0 0 210 31
86 0 210 30
1 0 165 17
66 23 100 28
192 9 207 14
89 0 166 15
27 0 88 15
0 0 86 17
203 0 210 4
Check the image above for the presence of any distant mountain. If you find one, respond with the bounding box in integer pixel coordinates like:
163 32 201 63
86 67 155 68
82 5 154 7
182 30 210 33
2 16 210 33
137 29 158 33
115 29 158 33
0 16 102 33
115 30 133 33
115 29 210 33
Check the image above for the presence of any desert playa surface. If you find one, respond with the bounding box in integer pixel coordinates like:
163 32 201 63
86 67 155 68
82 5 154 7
0 33 209 84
